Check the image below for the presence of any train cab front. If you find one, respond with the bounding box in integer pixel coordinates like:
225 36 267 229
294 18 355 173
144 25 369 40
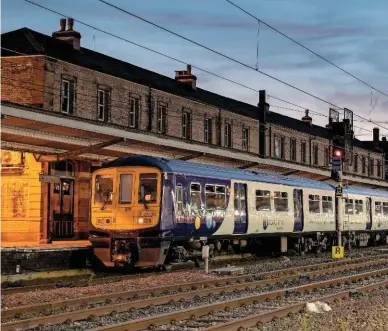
89 166 162 268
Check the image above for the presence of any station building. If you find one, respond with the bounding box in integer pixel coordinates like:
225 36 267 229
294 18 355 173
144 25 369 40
1 18 387 245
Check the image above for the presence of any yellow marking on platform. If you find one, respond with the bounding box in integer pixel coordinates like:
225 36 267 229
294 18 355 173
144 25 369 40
1 269 94 284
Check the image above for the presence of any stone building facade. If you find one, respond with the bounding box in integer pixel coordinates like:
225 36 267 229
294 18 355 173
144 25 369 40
1 18 386 243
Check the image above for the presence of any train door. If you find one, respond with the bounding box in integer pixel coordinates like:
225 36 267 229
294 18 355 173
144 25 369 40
293 189 304 231
115 169 135 228
233 183 248 234
366 197 372 230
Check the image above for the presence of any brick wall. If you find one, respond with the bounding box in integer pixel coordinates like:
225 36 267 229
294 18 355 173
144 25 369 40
1 56 45 106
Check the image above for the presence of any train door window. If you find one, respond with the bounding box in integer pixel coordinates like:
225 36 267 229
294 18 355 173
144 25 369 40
205 184 226 209
175 185 184 213
345 198 354 214
239 185 246 211
119 174 133 204
190 183 202 210
322 196 333 213
274 191 288 211
95 174 113 205
138 174 158 203
355 200 363 214
308 195 320 213
383 203 388 216
375 201 382 215
256 190 271 211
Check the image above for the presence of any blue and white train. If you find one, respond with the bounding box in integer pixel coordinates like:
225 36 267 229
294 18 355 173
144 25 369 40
89 155 388 269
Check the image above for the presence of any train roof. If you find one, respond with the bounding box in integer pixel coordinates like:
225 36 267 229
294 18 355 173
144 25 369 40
105 155 337 190
105 155 388 198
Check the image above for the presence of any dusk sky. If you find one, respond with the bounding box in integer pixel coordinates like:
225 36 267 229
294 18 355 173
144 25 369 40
2 0 387 139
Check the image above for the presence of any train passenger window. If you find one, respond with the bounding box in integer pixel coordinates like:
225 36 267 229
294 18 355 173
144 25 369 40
345 198 354 214
383 202 388 216
175 185 184 213
322 196 333 213
274 191 288 212
355 200 363 214
190 183 202 210
309 195 320 213
119 174 133 204
94 174 113 205
256 190 271 211
375 201 382 214
138 174 158 203
205 184 226 209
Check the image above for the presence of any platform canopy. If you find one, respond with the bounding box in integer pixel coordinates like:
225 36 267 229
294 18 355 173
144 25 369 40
2 102 388 189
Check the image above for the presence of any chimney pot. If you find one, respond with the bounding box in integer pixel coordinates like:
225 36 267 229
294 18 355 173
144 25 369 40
67 18 74 31
302 109 312 126
373 127 380 147
187 64 191 74
59 18 66 31
175 64 197 90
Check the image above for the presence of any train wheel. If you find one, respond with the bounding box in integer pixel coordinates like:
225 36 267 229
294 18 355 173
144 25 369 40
195 258 205 268
163 263 174 272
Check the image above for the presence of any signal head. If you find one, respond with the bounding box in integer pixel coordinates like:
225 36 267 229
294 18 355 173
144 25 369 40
333 149 342 158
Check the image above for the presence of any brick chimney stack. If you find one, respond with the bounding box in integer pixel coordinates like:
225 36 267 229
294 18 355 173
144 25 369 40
52 17 81 51
302 109 312 126
373 127 380 149
175 64 197 90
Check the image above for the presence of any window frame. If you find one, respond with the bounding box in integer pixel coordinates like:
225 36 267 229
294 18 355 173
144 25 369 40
369 158 374 176
61 79 70 114
224 122 232 148
274 191 288 212
354 154 358 173
313 144 319 165
290 138 296 161
301 142 307 163
97 88 107 122
204 118 212 144
175 184 184 213
362 156 366 174
377 160 382 177
190 182 202 208
138 173 158 204
119 173 133 204
274 136 284 159
308 194 321 213
322 195 333 213
129 95 140 128
242 127 249 151
205 184 226 209
354 199 364 215
255 189 271 211
157 103 167 134
375 201 382 215
345 198 354 215
182 110 191 139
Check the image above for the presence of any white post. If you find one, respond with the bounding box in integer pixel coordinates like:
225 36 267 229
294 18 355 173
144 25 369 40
337 172 343 247
202 245 209 274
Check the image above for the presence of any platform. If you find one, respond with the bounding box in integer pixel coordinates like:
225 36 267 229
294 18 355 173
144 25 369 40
1 240 92 276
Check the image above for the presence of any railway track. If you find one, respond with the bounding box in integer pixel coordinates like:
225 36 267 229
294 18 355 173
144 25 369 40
91 271 388 331
2 255 387 331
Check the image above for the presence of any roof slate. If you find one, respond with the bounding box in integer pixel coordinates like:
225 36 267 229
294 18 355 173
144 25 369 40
1 27 378 152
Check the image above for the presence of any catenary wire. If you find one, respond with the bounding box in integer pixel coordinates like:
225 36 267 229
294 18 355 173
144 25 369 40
225 0 388 99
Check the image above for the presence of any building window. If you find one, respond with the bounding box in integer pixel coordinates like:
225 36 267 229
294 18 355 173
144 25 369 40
242 127 249 151
313 144 319 165
290 138 296 161
182 111 191 139
61 79 74 114
129 96 140 128
274 136 285 159
301 142 307 163
369 158 374 176
362 156 366 174
157 103 167 134
204 118 212 144
354 154 358 173
97 88 109 122
224 123 232 148
324 147 329 166
377 160 382 177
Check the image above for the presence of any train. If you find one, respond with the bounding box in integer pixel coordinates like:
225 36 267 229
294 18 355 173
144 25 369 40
89 155 388 270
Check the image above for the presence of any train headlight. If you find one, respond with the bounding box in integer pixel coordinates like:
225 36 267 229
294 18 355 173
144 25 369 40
137 217 152 225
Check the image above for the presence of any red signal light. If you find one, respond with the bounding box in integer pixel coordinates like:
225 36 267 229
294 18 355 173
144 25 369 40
334 149 342 158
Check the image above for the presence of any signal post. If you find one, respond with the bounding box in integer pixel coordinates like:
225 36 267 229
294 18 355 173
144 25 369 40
332 149 344 258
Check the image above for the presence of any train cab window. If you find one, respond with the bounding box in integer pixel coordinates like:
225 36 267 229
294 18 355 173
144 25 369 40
375 201 382 214
345 198 354 215
94 174 113 205
383 202 388 216
206 184 226 209
274 191 288 212
175 185 184 213
256 190 271 211
355 200 363 214
119 174 133 204
309 195 320 213
190 183 202 210
138 174 157 203
322 196 333 213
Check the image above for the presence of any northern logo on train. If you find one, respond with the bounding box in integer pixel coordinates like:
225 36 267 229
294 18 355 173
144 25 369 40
263 215 269 230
